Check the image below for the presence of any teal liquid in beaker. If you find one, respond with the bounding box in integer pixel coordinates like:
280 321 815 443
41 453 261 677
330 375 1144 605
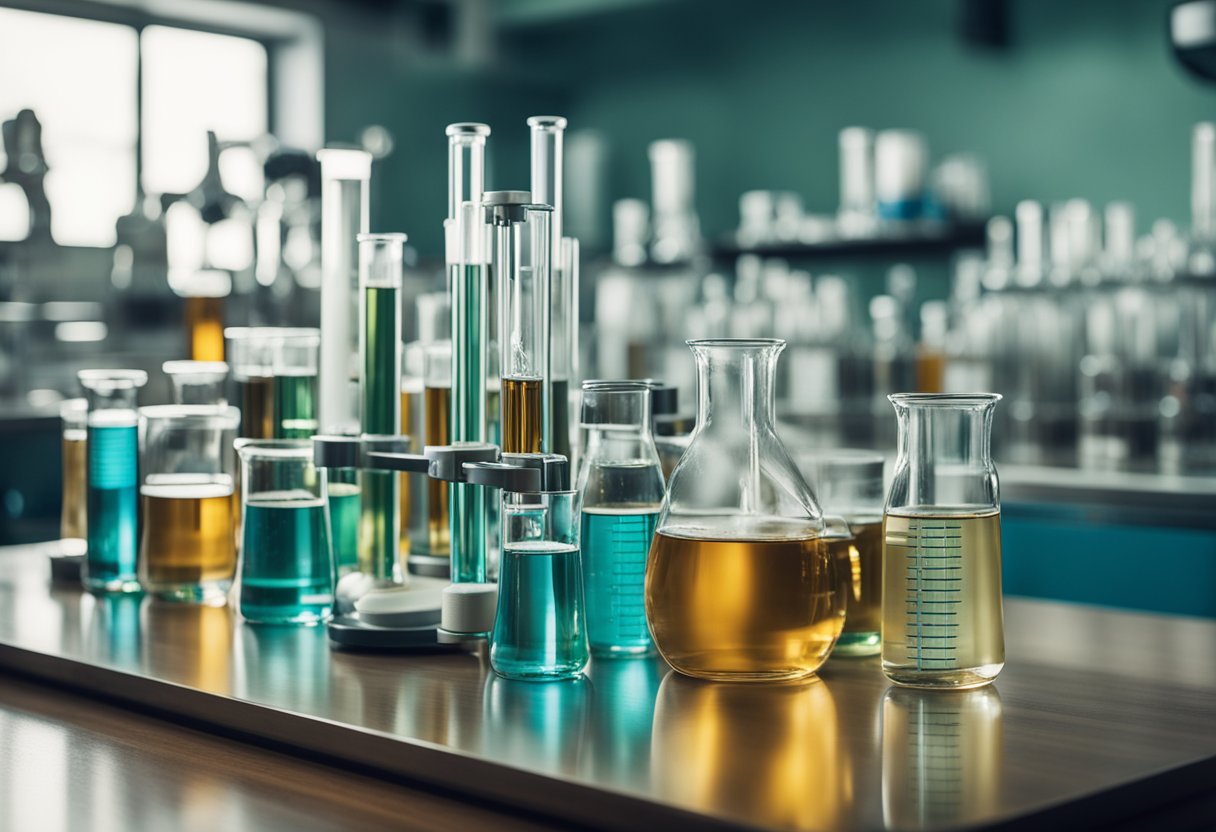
273 372 318 438
581 507 658 656
239 493 334 624
85 417 140 593
491 541 588 680
327 475 360 574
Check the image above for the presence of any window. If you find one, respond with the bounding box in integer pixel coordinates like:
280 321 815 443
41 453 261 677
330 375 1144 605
0 8 268 248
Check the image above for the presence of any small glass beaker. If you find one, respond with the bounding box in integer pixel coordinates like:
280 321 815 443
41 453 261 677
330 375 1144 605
225 327 276 440
271 328 320 439
138 405 240 604
577 381 665 657
797 449 885 657
882 393 1004 689
491 488 588 680
79 369 148 593
645 339 840 682
60 398 88 546
236 440 335 624
163 360 229 406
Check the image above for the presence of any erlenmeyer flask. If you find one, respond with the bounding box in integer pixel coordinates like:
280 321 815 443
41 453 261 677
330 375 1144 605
882 393 1004 689
645 338 841 682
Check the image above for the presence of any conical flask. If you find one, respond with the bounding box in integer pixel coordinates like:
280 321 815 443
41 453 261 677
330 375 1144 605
644 338 841 682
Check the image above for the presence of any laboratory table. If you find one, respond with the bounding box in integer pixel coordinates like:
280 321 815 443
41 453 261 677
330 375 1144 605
0 542 1215 832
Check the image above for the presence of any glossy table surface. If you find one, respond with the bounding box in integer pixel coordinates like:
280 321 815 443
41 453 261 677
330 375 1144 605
2 542 1215 831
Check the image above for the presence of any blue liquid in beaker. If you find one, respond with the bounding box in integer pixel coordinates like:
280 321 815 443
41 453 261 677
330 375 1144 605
491 541 588 680
326 478 360 575
239 493 334 624
581 508 657 656
85 418 139 592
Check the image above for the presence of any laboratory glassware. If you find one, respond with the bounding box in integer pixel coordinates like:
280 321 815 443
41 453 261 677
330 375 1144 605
488 192 554 455
875 130 928 220
838 126 876 237
648 139 701 264
358 233 404 585
163 360 229 406
138 405 240 603
60 398 88 546
424 341 452 559
797 448 885 656
484 455 588 680
645 338 841 682
225 327 276 439
178 270 229 362
79 369 148 593
272 327 320 439
882 393 1004 689
576 381 665 656
317 148 371 436
237 440 335 624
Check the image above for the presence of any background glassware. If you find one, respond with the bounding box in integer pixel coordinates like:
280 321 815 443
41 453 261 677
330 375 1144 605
797 448 886 657
271 328 320 439
882 393 1004 689
138 405 240 604
79 369 147 594
225 327 276 440
645 338 840 682
162 360 229 406
59 398 88 548
236 440 335 624
424 341 452 559
577 381 665 656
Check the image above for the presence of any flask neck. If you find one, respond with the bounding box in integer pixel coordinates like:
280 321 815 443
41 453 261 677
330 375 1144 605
692 340 782 439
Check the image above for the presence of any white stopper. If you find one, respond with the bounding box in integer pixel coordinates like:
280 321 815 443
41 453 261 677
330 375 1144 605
440 583 499 634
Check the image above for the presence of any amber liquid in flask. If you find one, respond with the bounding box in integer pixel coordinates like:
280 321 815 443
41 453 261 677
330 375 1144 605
646 528 842 681
828 518 883 650
502 375 542 453
882 509 1004 688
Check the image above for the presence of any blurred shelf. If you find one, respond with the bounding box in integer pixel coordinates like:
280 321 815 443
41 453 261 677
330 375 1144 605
712 220 987 261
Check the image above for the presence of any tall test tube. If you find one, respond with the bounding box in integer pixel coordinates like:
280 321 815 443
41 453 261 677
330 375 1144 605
488 191 554 455
528 116 577 464
359 232 404 584
447 122 491 583
317 149 371 435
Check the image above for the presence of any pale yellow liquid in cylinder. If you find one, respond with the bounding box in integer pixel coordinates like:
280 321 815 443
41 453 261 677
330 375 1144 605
398 387 414 555
882 510 1004 688
828 518 883 655
424 383 451 556
61 431 87 541
645 530 843 681
501 376 542 454
138 476 236 600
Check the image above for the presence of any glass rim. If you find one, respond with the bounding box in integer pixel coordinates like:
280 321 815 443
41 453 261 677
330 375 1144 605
580 380 651 393
78 368 148 389
889 392 1002 407
686 338 785 349
139 404 241 426
357 232 408 244
235 438 315 460
162 360 229 377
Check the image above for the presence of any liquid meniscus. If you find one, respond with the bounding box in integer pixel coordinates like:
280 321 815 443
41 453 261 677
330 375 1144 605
491 541 588 679
139 475 236 602
646 530 843 681
502 375 542 454
240 493 334 623
581 507 658 656
882 510 1004 689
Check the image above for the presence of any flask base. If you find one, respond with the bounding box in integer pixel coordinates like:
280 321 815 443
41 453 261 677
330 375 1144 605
882 662 1004 689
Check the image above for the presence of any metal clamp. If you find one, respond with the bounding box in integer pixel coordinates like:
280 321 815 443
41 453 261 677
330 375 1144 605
368 442 500 481
464 452 569 493
312 434 412 470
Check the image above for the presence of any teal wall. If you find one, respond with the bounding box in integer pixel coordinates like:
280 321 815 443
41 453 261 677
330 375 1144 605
505 0 1216 250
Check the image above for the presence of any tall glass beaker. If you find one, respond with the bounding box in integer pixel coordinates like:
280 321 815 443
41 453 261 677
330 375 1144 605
79 369 148 593
138 405 240 603
645 339 840 682
882 393 1004 689
577 381 665 656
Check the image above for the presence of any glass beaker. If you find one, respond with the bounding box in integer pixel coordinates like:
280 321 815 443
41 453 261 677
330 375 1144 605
645 339 840 682
163 360 229 406
60 398 88 547
225 327 276 440
577 381 665 657
138 405 240 604
491 488 588 680
797 449 885 657
271 328 320 439
236 440 335 624
882 393 1004 689
79 369 148 594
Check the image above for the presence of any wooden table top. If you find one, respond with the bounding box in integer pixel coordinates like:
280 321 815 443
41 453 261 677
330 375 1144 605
1 542 1214 831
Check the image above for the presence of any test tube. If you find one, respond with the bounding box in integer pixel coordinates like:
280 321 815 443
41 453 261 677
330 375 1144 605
271 328 320 439
317 148 371 435
488 191 554 454
1192 122 1216 246
163 360 229 406
78 369 148 593
648 139 701 264
358 233 404 584
60 398 88 549
424 342 453 559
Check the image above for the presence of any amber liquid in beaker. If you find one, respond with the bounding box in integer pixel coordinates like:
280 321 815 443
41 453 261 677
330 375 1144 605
828 518 883 655
61 429 87 540
425 383 451 555
882 510 1004 689
239 376 275 440
502 376 542 454
185 296 225 362
139 477 236 601
646 531 843 681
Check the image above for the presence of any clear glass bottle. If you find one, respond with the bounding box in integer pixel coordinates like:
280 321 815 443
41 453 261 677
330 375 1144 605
645 338 841 682
576 381 665 657
79 369 148 594
882 393 1004 689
